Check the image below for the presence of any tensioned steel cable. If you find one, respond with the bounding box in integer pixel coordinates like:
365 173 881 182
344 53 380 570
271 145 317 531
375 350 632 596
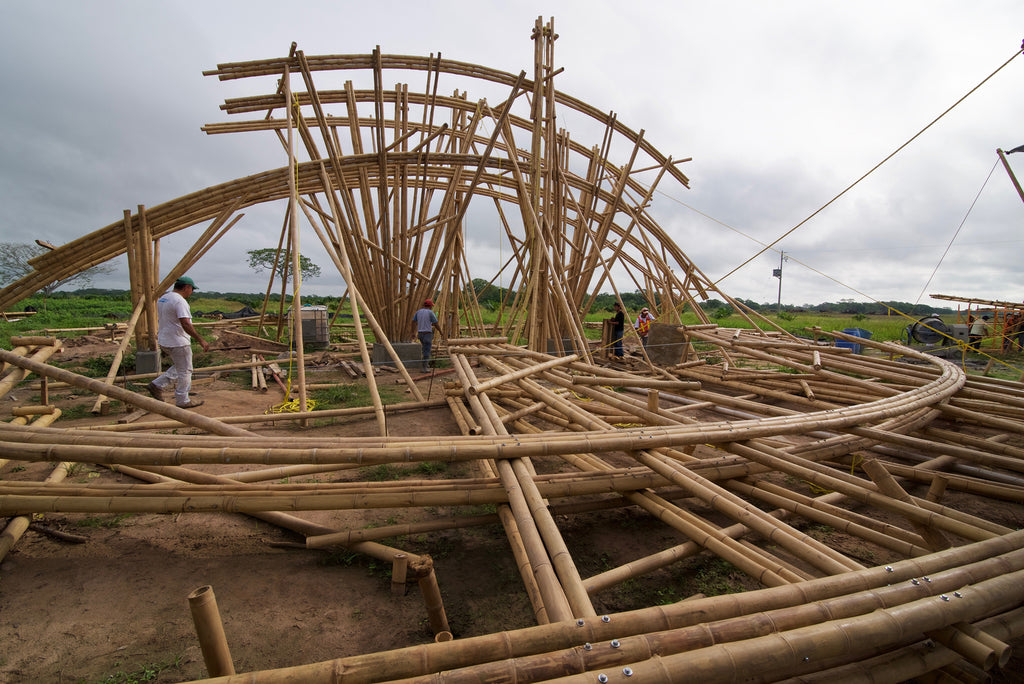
715 43 1024 287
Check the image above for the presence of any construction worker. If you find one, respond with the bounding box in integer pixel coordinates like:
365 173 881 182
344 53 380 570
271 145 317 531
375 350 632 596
411 299 443 372
634 306 655 349
147 276 209 408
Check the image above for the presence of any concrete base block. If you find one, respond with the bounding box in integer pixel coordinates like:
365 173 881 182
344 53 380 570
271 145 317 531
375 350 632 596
372 342 423 369
545 338 580 356
135 349 161 375
646 323 687 366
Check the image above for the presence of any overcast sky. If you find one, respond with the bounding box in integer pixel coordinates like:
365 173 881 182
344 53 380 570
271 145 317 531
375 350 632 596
2 1 1023 309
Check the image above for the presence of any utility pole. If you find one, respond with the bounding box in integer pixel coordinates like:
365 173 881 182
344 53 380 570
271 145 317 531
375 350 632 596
773 251 786 314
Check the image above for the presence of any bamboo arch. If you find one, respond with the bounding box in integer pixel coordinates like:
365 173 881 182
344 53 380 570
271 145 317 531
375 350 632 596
2 16 1024 683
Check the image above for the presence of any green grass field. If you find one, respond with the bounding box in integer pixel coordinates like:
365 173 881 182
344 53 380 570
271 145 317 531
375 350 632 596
4 293 1022 380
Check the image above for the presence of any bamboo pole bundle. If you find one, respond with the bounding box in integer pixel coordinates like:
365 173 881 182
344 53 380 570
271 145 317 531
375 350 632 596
392 553 1024 684
77 398 447 433
449 353 556 623
171 535 1024 683
543 569 1024 684
773 608 1024 683
452 352 582 621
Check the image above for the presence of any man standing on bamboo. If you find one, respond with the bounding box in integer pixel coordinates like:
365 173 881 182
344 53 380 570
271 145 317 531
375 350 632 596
147 276 209 409
411 299 442 373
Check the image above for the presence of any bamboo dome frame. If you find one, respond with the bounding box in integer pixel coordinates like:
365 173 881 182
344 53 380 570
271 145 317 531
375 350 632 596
2 17 1024 683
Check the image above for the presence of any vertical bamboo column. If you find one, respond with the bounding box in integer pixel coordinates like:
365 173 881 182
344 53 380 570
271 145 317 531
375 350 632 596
283 64 309 419
187 585 235 676
123 210 145 350
137 205 158 352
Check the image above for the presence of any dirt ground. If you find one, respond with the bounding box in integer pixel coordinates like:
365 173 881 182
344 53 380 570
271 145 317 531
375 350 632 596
1 335 1023 682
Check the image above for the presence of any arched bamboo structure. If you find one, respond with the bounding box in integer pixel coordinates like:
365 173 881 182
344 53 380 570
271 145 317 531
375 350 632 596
2 17 1023 683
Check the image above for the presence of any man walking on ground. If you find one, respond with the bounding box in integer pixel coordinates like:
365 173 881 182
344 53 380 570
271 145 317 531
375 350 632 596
411 299 443 373
147 276 209 409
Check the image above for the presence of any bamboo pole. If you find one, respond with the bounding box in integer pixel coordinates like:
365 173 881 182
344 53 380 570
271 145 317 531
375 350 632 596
188 585 236 677
468 352 578 395
283 65 310 423
0 460 72 562
449 353 555 623
861 457 951 550
168 535 1024 683
91 296 148 414
0 342 62 400
0 348 252 437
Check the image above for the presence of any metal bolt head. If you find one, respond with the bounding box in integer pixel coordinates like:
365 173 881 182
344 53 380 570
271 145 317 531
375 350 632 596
623 667 634 677
954 591 963 598
576 618 585 627
922 576 931 583
885 566 894 572
940 595 950 601
611 639 621 648
911 578 919 585
598 675 609 683
584 643 592 651
601 615 611 623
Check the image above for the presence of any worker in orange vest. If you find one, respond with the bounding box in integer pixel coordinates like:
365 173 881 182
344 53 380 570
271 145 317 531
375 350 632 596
634 306 655 349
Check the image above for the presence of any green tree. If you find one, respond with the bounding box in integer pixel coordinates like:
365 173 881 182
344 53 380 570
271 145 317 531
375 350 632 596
0 241 115 297
246 248 322 281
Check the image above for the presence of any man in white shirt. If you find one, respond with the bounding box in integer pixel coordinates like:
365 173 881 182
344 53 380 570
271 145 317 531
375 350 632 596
147 276 210 408
411 299 442 372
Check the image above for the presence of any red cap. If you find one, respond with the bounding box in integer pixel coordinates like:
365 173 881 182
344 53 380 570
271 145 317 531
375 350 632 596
424 299 434 307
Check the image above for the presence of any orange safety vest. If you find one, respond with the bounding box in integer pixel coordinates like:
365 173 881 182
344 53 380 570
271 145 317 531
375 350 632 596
636 315 651 337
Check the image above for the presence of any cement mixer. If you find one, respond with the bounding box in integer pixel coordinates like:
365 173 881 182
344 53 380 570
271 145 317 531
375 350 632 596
904 315 969 346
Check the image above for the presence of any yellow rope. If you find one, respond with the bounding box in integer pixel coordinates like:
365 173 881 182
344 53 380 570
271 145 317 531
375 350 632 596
265 397 317 414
